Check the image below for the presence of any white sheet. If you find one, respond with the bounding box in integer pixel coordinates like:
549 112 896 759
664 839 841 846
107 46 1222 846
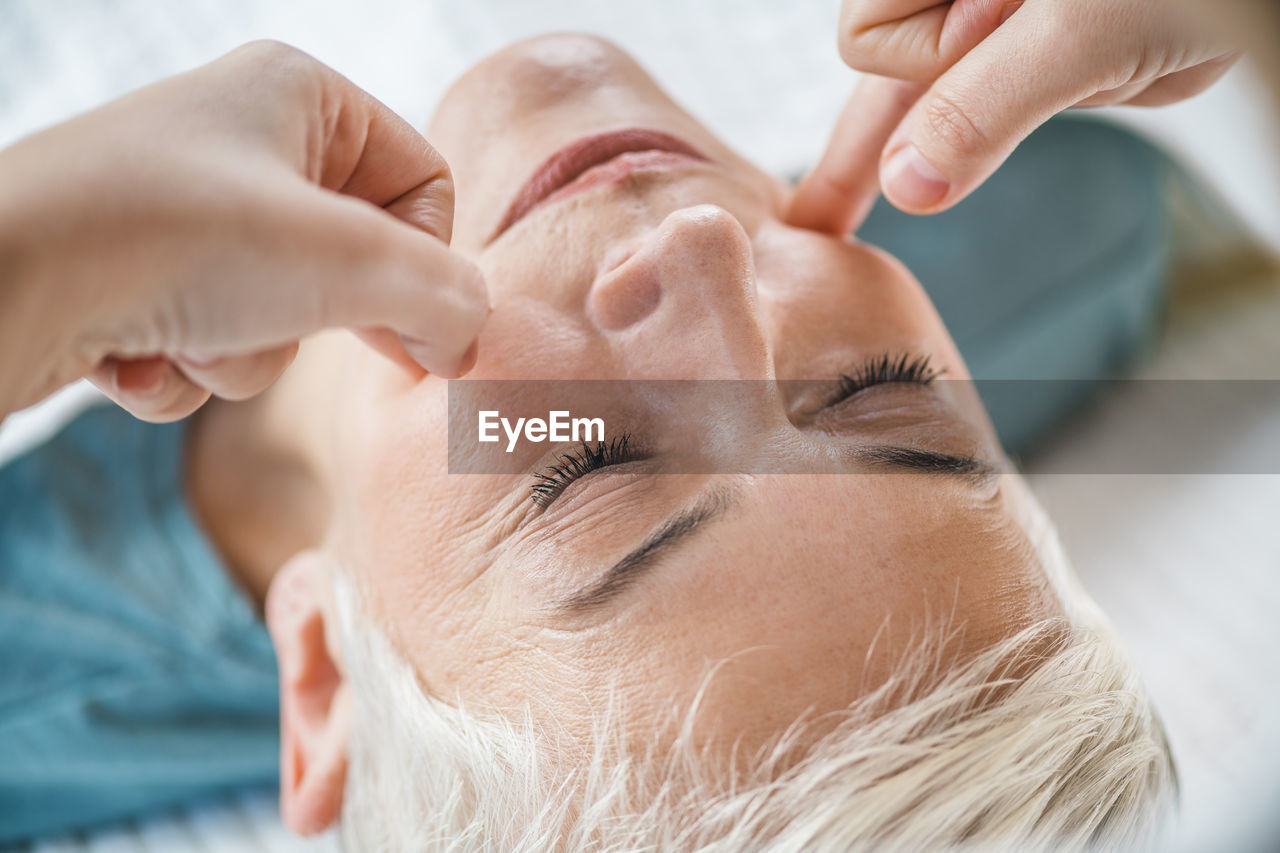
1025 258 1280 853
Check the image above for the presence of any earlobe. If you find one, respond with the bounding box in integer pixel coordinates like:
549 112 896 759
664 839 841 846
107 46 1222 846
266 549 351 835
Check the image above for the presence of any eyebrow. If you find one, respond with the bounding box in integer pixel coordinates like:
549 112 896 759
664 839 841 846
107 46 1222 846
550 488 735 614
851 445 1002 483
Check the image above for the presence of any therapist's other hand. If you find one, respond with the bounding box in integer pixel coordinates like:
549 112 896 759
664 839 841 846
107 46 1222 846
0 40 487 422
789 0 1238 230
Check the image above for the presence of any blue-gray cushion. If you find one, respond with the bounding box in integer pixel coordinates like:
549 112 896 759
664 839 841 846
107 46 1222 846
858 117 1172 455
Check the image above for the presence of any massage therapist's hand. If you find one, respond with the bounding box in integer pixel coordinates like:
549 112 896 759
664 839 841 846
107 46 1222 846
788 0 1240 233
0 40 487 422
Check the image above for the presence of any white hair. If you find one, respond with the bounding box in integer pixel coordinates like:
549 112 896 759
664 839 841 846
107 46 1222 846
332 483 1174 852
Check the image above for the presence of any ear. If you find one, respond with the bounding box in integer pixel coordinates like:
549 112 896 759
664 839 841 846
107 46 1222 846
265 549 351 835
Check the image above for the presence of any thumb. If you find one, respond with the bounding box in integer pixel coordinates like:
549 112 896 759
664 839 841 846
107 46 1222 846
878 8 1096 214
302 189 489 377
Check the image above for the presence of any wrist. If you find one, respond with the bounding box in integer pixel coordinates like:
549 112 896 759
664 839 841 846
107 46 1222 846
0 154 94 417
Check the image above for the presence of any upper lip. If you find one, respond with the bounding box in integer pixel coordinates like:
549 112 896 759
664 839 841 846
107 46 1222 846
489 128 708 243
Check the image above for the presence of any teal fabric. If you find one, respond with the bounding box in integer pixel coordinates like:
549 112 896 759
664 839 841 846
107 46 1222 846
0 404 279 845
860 116 1173 455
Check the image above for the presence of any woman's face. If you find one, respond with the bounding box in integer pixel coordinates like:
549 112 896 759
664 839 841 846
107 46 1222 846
323 35 1061 747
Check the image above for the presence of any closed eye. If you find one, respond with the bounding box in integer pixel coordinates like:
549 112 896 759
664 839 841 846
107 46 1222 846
829 353 939 407
530 434 644 508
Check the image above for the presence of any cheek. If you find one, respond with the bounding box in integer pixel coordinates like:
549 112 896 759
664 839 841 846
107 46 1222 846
466 299 616 380
326 374 574 704
328 375 462 655
756 235 970 383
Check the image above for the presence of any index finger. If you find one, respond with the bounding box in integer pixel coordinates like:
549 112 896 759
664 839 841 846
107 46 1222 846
222 41 459 243
310 64 458 243
840 0 1015 80
786 75 925 236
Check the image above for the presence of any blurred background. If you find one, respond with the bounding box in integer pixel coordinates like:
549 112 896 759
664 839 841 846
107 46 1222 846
1 1 1278 851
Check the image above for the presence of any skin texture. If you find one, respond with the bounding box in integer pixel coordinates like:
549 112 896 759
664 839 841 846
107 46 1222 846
194 35 1067 834
0 40 487 423
787 0 1241 231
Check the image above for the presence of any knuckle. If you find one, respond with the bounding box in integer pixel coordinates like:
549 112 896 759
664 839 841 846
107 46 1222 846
1039 1 1087 48
227 40 324 102
233 39 310 68
837 19 881 72
150 300 191 354
817 169 860 203
395 169 457 242
428 162 456 209
837 5 939 80
922 91 988 155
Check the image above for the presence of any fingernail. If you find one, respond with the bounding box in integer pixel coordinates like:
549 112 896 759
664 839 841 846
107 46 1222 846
883 145 950 211
115 357 169 398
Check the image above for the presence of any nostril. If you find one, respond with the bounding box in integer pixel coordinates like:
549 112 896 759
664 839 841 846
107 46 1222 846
598 244 638 278
587 205 756 334
588 261 661 330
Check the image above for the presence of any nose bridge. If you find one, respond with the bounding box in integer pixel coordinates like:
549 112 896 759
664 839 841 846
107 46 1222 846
588 205 774 381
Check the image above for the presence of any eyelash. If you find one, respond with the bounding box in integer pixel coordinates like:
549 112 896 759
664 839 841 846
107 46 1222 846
527 353 937 506
531 434 641 508
833 353 939 402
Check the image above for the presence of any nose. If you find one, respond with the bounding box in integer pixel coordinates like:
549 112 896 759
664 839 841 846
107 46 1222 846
588 205 774 380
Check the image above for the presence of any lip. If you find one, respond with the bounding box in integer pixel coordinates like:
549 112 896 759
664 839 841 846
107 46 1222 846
490 128 709 243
